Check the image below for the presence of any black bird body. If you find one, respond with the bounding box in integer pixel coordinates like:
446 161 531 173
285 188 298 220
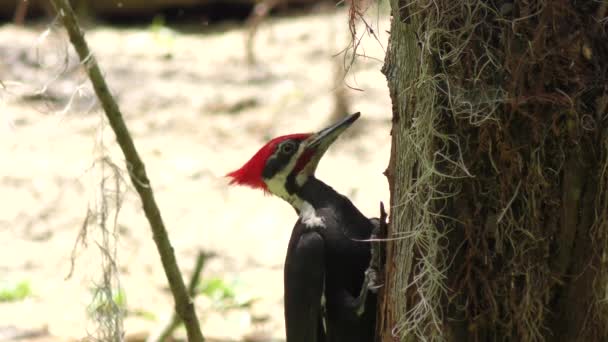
227 113 377 342
284 177 376 342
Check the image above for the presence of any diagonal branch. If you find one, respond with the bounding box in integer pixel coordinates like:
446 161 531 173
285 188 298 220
47 1 205 341
147 251 213 342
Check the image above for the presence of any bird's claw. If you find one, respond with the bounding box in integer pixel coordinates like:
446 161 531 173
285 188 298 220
366 201 387 294
364 267 382 293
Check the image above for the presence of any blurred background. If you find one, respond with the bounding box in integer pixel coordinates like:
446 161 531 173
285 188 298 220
0 1 391 341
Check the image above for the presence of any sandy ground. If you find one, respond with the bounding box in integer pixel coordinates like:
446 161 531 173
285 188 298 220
0 9 391 342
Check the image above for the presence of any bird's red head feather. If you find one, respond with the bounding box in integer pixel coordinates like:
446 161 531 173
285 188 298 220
226 133 311 191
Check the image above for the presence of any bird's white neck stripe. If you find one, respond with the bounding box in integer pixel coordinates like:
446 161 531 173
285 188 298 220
300 201 325 228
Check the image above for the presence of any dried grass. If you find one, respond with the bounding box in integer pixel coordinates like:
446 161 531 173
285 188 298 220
77 131 127 342
27 16 129 341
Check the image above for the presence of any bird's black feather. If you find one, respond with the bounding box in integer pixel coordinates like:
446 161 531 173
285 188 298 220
284 229 326 342
284 177 376 342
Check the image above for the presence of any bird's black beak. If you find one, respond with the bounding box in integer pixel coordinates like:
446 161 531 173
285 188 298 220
306 112 360 151
295 112 360 179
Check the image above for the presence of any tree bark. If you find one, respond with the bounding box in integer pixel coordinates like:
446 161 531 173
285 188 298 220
378 1 608 341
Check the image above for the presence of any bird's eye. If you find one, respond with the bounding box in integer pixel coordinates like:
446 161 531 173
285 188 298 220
280 142 296 155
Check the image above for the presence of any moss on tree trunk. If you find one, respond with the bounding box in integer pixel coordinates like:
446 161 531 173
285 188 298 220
378 1 608 341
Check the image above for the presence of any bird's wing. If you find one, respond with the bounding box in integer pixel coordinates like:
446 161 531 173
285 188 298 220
284 227 326 342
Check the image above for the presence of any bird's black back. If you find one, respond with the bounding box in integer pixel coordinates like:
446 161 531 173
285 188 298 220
288 177 377 342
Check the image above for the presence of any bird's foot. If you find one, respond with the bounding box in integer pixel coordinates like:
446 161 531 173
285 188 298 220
364 267 382 293
368 201 388 282
354 259 381 316
355 202 388 316
355 266 382 316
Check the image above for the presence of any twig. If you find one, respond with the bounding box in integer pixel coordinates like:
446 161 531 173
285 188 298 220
147 251 212 342
13 0 29 25
46 1 205 341
244 0 283 65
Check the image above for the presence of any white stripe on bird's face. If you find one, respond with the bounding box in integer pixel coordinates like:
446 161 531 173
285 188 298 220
263 142 307 210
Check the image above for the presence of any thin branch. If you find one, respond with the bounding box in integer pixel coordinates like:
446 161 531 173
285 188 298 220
46 1 205 341
147 251 212 342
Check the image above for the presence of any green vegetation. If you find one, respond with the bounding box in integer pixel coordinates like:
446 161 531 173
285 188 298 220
149 14 176 56
198 277 256 311
0 279 32 302
131 308 157 321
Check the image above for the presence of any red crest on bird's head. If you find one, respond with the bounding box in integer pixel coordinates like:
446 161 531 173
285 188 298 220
226 133 311 191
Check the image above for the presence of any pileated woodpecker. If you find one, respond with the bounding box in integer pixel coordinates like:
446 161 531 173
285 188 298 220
227 113 378 342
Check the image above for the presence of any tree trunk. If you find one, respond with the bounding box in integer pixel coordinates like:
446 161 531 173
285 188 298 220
378 1 608 341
